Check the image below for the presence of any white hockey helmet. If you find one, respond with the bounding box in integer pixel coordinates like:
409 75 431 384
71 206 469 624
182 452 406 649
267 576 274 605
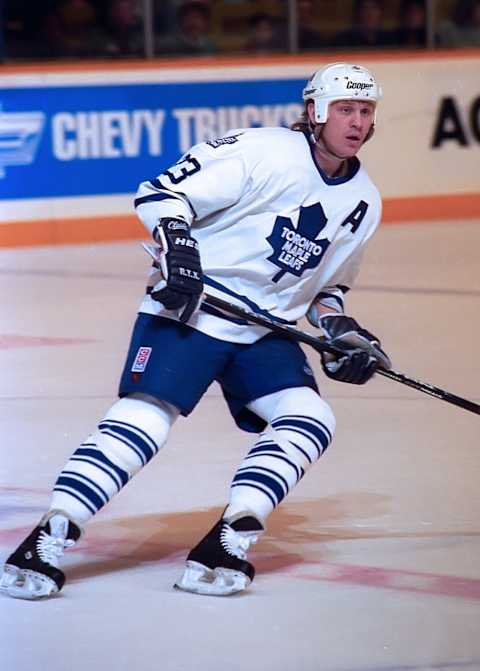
302 62 382 124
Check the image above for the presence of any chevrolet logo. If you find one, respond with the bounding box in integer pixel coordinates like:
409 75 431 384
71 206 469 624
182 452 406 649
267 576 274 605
0 108 45 178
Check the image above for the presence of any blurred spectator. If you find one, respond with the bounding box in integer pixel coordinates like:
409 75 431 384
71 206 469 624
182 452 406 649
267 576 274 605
4 0 57 59
101 0 144 58
391 0 427 47
334 0 393 48
157 1 217 56
0 0 5 61
154 0 183 37
244 13 283 53
437 0 480 47
297 0 323 51
43 0 103 58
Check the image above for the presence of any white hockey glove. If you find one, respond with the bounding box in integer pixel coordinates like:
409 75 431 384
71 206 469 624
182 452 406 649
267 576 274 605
319 314 391 385
150 218 204 323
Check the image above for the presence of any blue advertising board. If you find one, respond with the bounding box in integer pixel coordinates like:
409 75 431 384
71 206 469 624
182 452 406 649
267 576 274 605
1 78 303 201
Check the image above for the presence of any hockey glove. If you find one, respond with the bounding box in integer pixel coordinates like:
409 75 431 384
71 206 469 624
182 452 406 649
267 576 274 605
319 314 391 385
150 218 204 323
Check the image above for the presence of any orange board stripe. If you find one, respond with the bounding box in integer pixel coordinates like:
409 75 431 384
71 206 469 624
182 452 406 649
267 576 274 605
1 48 479 75
1 193 479 248
0 215 144 247
382 193 480 223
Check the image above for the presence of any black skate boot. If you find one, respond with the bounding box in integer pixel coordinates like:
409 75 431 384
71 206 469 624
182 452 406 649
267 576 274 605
0 510 82 600
174 513 265 596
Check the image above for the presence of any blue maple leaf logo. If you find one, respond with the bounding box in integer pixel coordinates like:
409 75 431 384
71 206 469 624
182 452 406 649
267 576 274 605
266 203 330 283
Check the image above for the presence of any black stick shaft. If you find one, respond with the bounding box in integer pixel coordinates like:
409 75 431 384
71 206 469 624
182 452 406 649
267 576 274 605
203 293 480 416
141 244 480 416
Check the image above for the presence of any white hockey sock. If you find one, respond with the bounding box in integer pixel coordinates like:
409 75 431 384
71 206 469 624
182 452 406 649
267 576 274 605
50 397 178 525
225 387 335 522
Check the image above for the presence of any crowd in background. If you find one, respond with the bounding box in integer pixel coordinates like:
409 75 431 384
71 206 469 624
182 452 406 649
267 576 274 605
1 0 480 62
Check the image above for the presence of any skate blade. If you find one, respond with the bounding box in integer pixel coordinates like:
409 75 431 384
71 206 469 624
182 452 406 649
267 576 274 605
174 560 251 596
0 565 59 600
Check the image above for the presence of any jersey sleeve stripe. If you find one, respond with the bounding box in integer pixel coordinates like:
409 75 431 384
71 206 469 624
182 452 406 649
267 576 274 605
134 192 183 209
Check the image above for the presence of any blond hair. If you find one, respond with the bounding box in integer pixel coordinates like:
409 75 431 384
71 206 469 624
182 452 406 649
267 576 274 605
290 106 310 133
290 102 324 142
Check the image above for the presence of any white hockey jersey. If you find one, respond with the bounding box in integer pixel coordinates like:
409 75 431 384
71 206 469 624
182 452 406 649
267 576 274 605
135 126 382 344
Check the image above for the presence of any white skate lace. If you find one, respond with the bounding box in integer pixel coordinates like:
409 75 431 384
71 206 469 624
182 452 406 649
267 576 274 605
36 531 75 568
220 525 258 560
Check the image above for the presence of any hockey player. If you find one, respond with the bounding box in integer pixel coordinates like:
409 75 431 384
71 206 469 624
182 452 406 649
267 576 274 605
1 62 391 599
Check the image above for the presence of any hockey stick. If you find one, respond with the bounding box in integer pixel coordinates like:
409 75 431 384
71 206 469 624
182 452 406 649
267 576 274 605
141 243 480 416
202 293 480 416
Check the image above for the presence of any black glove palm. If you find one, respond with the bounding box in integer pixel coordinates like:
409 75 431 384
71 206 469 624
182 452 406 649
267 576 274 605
151 218 204 323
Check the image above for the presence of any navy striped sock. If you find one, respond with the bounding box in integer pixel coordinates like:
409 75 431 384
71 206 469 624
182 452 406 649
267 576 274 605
50 397 176 524
228 414 333 519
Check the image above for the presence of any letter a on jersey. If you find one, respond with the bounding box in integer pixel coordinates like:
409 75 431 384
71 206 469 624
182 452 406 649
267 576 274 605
266 203 330 283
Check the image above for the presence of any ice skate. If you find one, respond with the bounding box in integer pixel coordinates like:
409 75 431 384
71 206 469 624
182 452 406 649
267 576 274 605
0 510 82 600
174 513 264 596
